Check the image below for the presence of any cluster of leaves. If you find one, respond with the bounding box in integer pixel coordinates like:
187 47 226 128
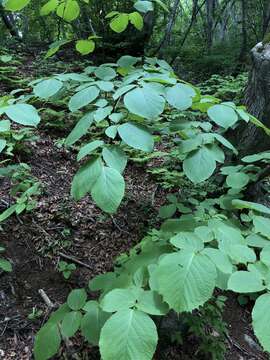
0 244 12 272
28 57 270 359
58 260 76 279
199 73 248 103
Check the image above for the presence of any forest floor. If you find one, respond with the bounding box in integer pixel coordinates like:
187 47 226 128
0 48 269 360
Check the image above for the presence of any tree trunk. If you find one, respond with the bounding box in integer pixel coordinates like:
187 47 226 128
238 42 270 155
239 0 247 61
0 5 21 40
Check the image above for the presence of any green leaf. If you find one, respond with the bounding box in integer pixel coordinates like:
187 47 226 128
260 246 270 266
95 66 117 81
56 0 80 21
170 232 204 252
34 323 61 360
99 309 158 360
77 140 104 161
4 0 30 11
226 172 249 189
110 13 129 33
0 120 10 132
91 166 125 213
0 204 17 222
159 204 177 218
252 293 270 352
81 301 109 345
136 290 169 315
232 200 270 215
0 258 12 272
76 40 95 55
242 151 270 163
33 79 63 99
118 122 154 152
102 146 127 173
61 311 82 338
65 112 94 146
208 104 238 129
228 271 265 293
124 87 165 119
94 106 113 122
166 84 194 111
0 139 6 153
117 55 138 68
68 86 100 112
129 12 143 30
40 0 59 16
100 288 137 312
203 248 233 274
5 104 40 127
183 146 216 183
156 251 216 312
67 289 87 311
134 0 154 13
253 215 270 238
71 157 102 200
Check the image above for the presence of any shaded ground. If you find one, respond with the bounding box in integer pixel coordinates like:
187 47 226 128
0 51 269 360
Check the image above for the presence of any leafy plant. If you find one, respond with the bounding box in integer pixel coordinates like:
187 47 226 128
58 261 76 279
31 57 270 360
0 244 12 272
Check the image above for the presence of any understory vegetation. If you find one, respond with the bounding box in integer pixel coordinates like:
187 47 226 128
1 1 270 360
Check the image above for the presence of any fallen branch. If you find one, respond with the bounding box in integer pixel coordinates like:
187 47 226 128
38 289 55 309
58 251 92 270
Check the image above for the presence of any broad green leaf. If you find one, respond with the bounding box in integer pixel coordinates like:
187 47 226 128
95 66 117 81
33 79 63 99
48 304 71 324
247 234 270 248
260 245 270 266
99 309 158 360
71 157 102 200
94 106 113 122
5 104 40 127
166 84 194 111
124 87 165 119
203 248 233 274
77 140 104 161
156 251 216 312
102 146 127 173
134 0 154 13
56 0 80 21
136 290 169 315
0 120 10 132
76 40 95 55
118 122 154 152
252 294 270 352
89 272 117 292
153 0 169 12
34 323 61 360
0 204 17 222
113 84 136 100
183 146 216 183
213 133 238 154
228 271 265 293
170 232 204 251
0 258 12 272
242 151 270 163
81 301 109 345
232 199 270 215
61 311 82 338
110 13 129 33
65 112 94 146
0 139 6 153
159 204 177 218
226 172 249 189
91 166 125 213
40 0 59 16
4 0 30 11
100 288 137 312
68 86 100 112
228 244 256 264
67 289 87 311
96 81 114 92
105 125 118 138
208 104 238 129
129 12 143 30
117 56 138 68
253 215 270 238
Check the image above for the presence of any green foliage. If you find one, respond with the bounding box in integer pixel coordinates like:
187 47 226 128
58 261 76 279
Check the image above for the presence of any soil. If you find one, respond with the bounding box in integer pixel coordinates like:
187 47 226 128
0 52 269 360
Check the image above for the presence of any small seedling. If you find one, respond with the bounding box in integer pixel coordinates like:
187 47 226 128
58 261 76 279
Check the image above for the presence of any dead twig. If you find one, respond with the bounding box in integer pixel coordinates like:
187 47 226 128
58 251 92 270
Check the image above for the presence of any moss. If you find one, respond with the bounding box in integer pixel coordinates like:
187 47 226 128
262 33 270 45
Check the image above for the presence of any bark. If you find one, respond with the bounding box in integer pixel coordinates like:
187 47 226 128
237 42 270 155
262 0 270 37
156 0 180 55
0 5 21 41
206 0 216 49
239 0 248 61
